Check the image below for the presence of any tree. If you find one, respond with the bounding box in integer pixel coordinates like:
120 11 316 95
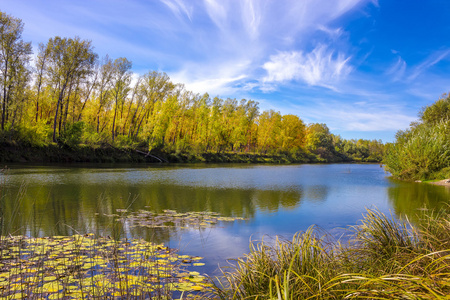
257 110 282 154
419 93 450 125
34 43 50 123
280 114 305 152
305 123 334 160
110 57 132 142
131 71 173 140
43 36 97 142
0 11 32 130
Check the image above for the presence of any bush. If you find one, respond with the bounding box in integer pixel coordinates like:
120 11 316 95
383 121 450 180
59 121 85 147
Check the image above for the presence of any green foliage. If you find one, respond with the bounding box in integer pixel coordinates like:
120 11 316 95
0 11 32 131
0 122 51 147
384 121 450 180
420 93 450 125
59 121 85 147
385 93 450 181
113 134 138 148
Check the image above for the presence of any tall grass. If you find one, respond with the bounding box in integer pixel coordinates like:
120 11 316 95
215 227 335 299
213 208 450 299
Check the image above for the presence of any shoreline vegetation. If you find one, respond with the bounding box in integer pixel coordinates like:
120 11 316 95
384 93 450 182
212 208 450 299
0 11 384 166
0 139 384 164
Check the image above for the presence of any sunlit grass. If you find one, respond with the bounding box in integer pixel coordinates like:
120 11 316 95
213 208 450 299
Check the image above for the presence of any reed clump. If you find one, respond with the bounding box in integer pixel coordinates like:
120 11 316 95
214 208 450 299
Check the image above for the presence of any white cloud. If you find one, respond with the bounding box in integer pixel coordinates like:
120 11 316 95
317 25 343 39
169 60 251 96
385 57 407 81
160 0 193 21
292 100 414 132
408 50 450 81
203 0 228 31
240 0 263 40
262 45 352 88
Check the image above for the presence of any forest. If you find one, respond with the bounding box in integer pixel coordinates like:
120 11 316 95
0 11 384 163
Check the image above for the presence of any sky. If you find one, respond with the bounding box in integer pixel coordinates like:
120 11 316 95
2 0 450 142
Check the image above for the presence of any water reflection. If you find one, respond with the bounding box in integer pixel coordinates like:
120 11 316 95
0 167 304 239
2 164 450 261
387 178 450 222
305 185 329 203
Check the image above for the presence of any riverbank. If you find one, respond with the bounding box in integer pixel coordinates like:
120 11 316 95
429 178 450 186
0 141 378 164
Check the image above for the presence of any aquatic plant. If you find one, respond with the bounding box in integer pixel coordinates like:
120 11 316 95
111 209 246 229
0 234 213 299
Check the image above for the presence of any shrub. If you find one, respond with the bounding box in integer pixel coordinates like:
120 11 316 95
384 121 450 180
59 121 85 147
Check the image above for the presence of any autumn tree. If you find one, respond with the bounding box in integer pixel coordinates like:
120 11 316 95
34 43 50 123
280 114 305 152
42 36 97 142
132 71 174 141
110 57 132 142
257 110 282 154
0 11 32 130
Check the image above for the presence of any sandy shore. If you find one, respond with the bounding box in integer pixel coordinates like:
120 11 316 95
429 179 450 186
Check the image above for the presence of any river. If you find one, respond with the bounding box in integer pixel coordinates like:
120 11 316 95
0 163 448 276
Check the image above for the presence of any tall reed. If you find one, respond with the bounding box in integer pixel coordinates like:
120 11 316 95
214 208 450 299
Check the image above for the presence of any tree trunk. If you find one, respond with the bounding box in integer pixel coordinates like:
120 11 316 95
53 84 67 142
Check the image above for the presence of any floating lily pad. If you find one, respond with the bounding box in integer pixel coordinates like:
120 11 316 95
112 208 247 230
0 234 212 298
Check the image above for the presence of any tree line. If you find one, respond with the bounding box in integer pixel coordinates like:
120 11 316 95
0 11 384 163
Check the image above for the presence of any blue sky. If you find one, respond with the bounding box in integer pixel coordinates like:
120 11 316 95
2 0 450 142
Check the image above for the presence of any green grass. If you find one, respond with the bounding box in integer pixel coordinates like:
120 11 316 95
212 208 450 299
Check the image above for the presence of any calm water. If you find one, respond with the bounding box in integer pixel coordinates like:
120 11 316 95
1 163 449 275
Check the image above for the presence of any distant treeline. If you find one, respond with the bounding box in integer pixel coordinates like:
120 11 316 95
384 93 450 180
0 11 384 163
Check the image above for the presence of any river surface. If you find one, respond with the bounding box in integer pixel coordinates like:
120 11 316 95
1 163 449 275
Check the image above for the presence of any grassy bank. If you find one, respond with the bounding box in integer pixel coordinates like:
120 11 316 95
213 208 450 299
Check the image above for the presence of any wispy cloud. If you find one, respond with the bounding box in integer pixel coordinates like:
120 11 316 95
408 50 450 81
240 0 263 40
262 45 352 88
203 0 228 32
317 25 343 39
293 100 414 133
170 60 251 96
160 0 193 21
385 57 407 81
